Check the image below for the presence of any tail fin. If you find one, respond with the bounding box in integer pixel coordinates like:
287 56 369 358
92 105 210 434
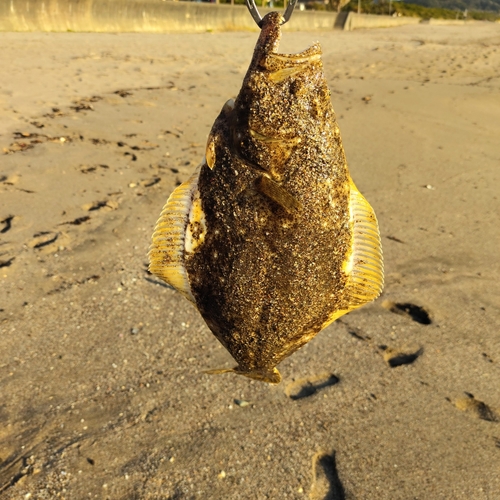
205 366 282 384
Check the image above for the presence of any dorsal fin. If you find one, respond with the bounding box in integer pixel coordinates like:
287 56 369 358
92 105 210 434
343 179 384 306
148 167 204 303
320 178 384 328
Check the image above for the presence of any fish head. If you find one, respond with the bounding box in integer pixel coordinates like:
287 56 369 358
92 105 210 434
225 12 330 182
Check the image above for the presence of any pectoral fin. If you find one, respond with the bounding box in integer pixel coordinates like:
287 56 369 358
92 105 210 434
256 175 301 213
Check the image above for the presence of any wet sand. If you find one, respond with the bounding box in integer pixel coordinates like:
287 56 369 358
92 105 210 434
1 23 500 499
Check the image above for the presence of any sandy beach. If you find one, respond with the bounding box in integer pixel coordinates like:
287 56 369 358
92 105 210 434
1 22 500 499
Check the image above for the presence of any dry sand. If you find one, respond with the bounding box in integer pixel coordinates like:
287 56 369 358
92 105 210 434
1 22 500 499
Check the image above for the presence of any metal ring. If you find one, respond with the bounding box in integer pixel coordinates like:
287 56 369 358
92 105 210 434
245 0 299 28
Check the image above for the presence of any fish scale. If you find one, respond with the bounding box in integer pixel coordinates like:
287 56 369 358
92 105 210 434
149 12 384 384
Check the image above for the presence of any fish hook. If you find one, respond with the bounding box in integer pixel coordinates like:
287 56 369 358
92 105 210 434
245 0 299 27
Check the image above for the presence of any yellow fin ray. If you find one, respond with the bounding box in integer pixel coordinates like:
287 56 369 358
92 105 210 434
148 166 203 303
320 179 384 329
343 179 384 304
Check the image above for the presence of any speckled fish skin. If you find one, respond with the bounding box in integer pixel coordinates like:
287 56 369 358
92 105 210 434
149 12 383 384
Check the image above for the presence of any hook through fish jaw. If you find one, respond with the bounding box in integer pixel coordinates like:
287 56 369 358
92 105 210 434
245 0 299 28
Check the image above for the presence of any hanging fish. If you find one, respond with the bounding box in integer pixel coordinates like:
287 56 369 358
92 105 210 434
149 12 383 384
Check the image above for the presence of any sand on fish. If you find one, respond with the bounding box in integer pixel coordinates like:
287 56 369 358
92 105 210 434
0 23 499 499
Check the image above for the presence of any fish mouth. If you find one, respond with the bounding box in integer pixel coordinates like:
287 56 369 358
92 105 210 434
253 11 322 79
229 11 325 179
265 51 322 82
269 52 322 64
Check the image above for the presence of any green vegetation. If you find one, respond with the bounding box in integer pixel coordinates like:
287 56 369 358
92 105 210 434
409 0 500 13
216 0 500 19
218 0 285 6
342 0 500 20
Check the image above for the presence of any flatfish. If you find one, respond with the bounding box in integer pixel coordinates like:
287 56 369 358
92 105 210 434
149 12 383 384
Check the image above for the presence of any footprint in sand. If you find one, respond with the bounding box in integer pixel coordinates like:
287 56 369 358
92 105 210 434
140 177 161 188
381 300 432 325
0 174 21 186
70 95 102 112
4 132 71 155
28 231 59 250
128 177 162 190
286 373 340 401
89 138 111 146
0 215 14 234
124 151 137 162
114 89 133 98
0 217 16 268
0 255 15 269
482 352 494 364
43 107 65 119
79 164 109 174
82 200 119 212
58 216 91 227
309 451 347 500
3 141 35 154
343 321 423 369
379 345 424 368
454 393 499 423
